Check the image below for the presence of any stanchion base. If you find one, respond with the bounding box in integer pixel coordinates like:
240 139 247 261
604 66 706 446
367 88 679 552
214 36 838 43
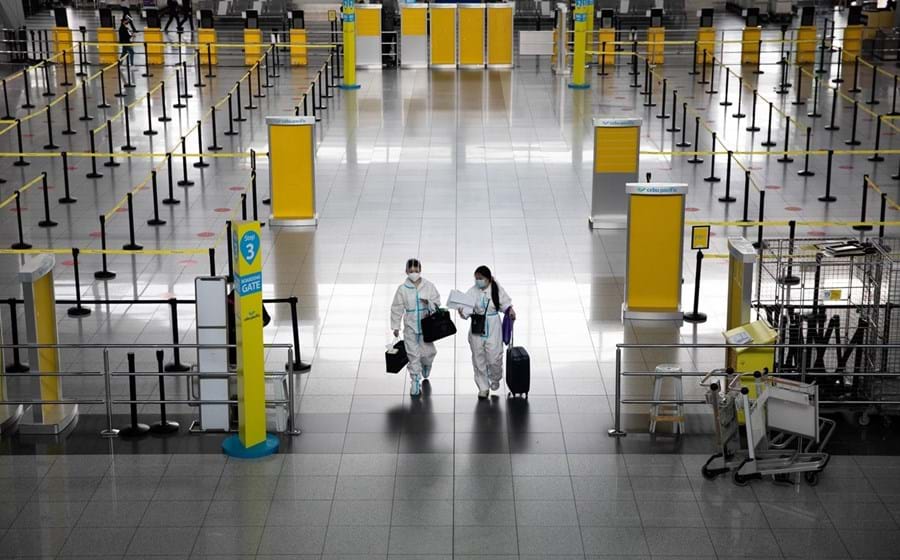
263 198 271 205
607 428 627 438
62 129 76 136
103 161 120 168
807 112 822 118
288 361 312 373
177 180 195 187
848 88 862 93
760 141 777 147
845 140 862 146
43 144 59 150
567 83 590 90
338 84 361 90
94 270 116 280
704 176 721 183
142 73 153 78
656 114 670 119
889 112 900 117
79 116 94 122
97 103 111 109
824 125 840 131
162 198 181 205
706 89 719 95
852 225 874 232
123 243 144 251
675 142 692 148
38 220 58 228
158 116 172 122
868 156 885 162
11 242 32 249
746 126 761 132
777 157 795 163
777 276 801 286
224 131 238 136
791 100 806 106
144 130 158 136
892 174 900 180
642 102 656 108
865 100 880 105
209 145 223 151
233 117 247 122
5 362 29 373
832 78 844 84
666 126 681 133
193 162 210 169
719 101 732 107
245 104 259 110
752 241 769 250
818 195 838 202
121 145 136 152
164 362 191 373
150 420 180 435
683 311 708 323
797 170 815 177
13 160 30 167
718 196 737 203
21 104 35 109
687 158 703 164
67 306 91 317
173 103 186 109
733 113 746 118
147 218 167 226
119 423 150 438
222 433 279 458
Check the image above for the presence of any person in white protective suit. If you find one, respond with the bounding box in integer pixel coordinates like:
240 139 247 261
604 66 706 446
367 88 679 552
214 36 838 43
391 258 442 397
458 265 515 399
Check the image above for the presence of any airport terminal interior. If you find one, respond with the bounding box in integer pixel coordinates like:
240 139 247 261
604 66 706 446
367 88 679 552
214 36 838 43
0 0 898 558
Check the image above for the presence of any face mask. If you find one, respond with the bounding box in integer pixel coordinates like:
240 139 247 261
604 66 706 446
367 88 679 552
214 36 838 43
475 278 487 289
407 272 420 282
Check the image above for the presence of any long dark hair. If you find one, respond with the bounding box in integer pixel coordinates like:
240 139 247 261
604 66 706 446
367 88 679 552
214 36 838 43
474 265 500 312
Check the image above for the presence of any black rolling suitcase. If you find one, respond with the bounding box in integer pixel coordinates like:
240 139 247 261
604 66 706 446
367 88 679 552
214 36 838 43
506 337 530 398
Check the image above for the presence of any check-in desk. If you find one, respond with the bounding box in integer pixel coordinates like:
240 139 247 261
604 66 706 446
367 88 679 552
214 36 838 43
356 4 382 68
400 3 428 68
487 3 514 68
430 4 457 68
458 4 485 68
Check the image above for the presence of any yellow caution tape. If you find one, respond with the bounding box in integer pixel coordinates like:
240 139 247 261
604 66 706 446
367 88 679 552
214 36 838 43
0 174 44 210
0 247 209 256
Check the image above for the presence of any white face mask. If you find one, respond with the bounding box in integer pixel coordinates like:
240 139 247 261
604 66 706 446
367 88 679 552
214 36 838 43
475 278 487 289
407 272 421 282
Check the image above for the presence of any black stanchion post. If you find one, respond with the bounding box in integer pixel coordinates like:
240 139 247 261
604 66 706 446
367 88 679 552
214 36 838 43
61 50 72 86
666 90 679 132
241 192 247 220
676 102 690 146
142 41 152 78
849 55 861 93
245 72 257 109
226 93 237 134
793 65 805 105
255 63 265 98
2 79 12 119
869 114 885 162
777 119 793 163
819 149 836 202
41 64 54 97
775 57 788 94
59 151 76 203
853 175 874 231
193 120 208 168
159 81 171 121
761 102 776 147
808 76 822 117
657 79 669 118
733 77 745 118
67 248 91 317
598 41 608 76
178 138 194 185
251 169 259 221
226 220 234 281
209 106 222 150
13 119 28 166
122 193 143 250
687 117 702 163
689 41 698 75
11 191 30 249
879 193 888 240
21 68 34 109
180 61 192 98
77 38 86 77
754 39 764 75
778 220 800 285
825 87 840 130
740 170 751 222
833 47 844 84
719 71 731 106
288 296 311 372
235 81 246 120
867 64 880 105
38 172 56 227
104 119 120 167
119 352 150 437
144 95 157 135
124 52 135 88
890 75 900 116
798 126 814 176
205 43 215 78
683 249 707 323
95 215 116 279
147 170 166 226
150 349 179 434
5 299 29 373
62 91 75 134
163 153 180 205
643 68 654 107
704 131 720 182
165 301 190 371
719 151 736 202
121 105 136 151
753 190 767 250
114 59 125 98
208 247 216 275
699 49 708 85
86 130 103 178
747 89 759 131
846 100 861 145
97 69 110 108
173 69 186 108
193 49 204 88
42 103 58 150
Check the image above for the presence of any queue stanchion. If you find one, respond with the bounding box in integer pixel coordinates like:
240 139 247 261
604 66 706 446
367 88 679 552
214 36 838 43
312 81 321 118
676 102 690 146
177 138 194 186
209 106 222 150
142 41 152 77
657 79 669 118
777 119 793 163
687 117 702 163
97 69 110 108
2 79 12 119
775 58 788 95
689 41 698 75
193 50 205 88
114 60 126 98
819 149 837 202
193 120 208 168
61 50 72 86
21 68 34 109
666 90 679 132
67 248 91 317
205 43 215 78
740 170 751 222
150 350 179 434
853 175 874 232
235 81 246 120
704 131 720 182
173 69 186 108
162 153 180 205
62 91 75 135
825 87 840 131
79 81 93 121
256 63 266 98
14 119 28 166
719 70 731 106
38 172 56 227
144 95 157 135
86 130 103 178
869 114 885 162
42 103 58 150
246 71 257 109
733 78 745 118
683 248 707 324
793 66 805 106
59 151 76 203
225 93 238 134
41 64 54 97
808 76 822 117
5 299 29 373
76 39 86 77
833 47 844 83
208 247 216 275
119 352 150 437
798 126 814 176
251 170 259 221
122 193 143 251
302 93 309 117
893 157 900 181
164 299 191 373
265 51 274 90
753 190 767 250
890 75 899 116
317 71 325 109
699 50 708 85
124 53 135 88
643 68 654 107
747 90 760 131
845 100 861 145
240 193 247 220
288 296 311 372
104 119 120 167
879 193 888 240
11 191 31 249
598 41 608 76
180 61 192 99
159 81 171 121
640 63 649 96
778 220 800 285
867 65 880 105
322 57 331 96
147 170 166 226
849 56 861 93
719 151 735 203
761 102 776 147
121 105 136 151
225 220 234 282
94 215 116 279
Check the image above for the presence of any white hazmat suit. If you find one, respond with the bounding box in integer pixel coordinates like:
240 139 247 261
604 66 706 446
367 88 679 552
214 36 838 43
461 283 512 392
390 278 441 381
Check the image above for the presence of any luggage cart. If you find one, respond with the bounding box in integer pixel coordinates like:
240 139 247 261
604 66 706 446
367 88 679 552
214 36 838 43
700 368 749 480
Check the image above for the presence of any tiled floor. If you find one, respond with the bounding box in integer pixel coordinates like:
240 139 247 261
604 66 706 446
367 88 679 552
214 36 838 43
0 7 899 559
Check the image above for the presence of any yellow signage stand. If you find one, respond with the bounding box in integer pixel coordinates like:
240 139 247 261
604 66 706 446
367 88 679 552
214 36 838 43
290 29 308 65
623 183 688 320
244 28 262 66
741 26 761 65
222 221 278 458
198 29 218 64
52 27 73 59
796 26 816 64
590 117 641 229
97 27 118 64
486 3 513 68
726 237 757 367
18 255 78 434
144 28 164 65
647 27 665 64
459 4 485 68
696 27 715 64
568 0 591 88
430 4 457 68
267 116 317 227
340 0 361 89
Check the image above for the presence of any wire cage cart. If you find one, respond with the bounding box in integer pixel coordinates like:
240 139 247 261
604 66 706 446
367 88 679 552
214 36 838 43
753 237 900 425
701 369 834 486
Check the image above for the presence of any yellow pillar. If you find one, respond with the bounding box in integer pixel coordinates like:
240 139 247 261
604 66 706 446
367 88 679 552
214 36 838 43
267 116 317 227
198 29 218 65
290 29 308 65
647 27 665 65
144 28 164 65
244 28 262 65
97 27 118 64
568 0 591 89
741 27 761 65
696 27 715 64
796 26 816 64
341 0 360 89
222 221 279 458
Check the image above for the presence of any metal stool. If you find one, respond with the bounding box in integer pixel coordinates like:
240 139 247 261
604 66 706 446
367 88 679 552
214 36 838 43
649 364 685 434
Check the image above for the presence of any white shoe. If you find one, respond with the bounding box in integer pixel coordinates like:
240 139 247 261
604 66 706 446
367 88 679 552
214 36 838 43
422 365 431 379
410 376 422 397
478 389 489 399
490 381 500 391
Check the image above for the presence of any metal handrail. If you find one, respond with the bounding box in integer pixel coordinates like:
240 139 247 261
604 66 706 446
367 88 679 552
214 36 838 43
609 341 900 437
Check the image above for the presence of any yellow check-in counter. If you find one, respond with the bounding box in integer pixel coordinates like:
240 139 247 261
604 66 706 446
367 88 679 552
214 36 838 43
487 3 513 68
647 27 665 64
741 26 761 65
52 27 73 60
97 27 118 64
290 29 308 65
356 4 382 69
199 29 218 65
267 116 317 227
430 4 457 68
458 4 485 68
696 27 715 64
796 25 816 64
244 28 262 66
400 4 428 68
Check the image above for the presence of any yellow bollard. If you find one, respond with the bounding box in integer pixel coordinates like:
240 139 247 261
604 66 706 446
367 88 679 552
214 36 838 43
568 0 591 89
340 0 360 89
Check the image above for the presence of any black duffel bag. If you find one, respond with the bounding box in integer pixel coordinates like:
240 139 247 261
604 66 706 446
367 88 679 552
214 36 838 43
421 308 457 343
385 340 409 374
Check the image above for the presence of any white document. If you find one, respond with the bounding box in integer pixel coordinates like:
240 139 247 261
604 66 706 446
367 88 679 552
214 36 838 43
446 289 476 313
